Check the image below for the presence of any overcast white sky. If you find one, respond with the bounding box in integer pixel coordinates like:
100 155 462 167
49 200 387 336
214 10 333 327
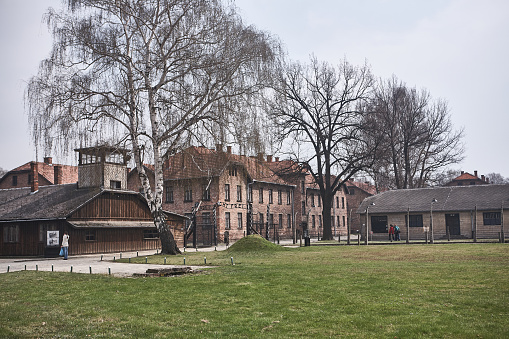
1 0 508 178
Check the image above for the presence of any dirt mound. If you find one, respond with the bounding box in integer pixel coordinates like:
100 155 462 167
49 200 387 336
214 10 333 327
227 235 287 253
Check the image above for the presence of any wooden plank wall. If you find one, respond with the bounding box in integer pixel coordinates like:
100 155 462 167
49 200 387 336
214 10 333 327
70 192 153 221
66 226 160 255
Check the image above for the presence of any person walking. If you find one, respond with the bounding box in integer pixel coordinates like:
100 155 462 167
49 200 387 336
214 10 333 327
394 224 401 241
61 232 70 260
388 224 394 242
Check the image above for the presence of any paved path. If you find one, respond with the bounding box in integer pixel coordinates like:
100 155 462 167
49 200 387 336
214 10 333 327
0 236 353 278
0 249 210 278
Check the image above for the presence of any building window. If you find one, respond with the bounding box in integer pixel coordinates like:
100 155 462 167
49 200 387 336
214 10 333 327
203 212 211 225
286 190 291 205
237 212 243 229
319 215 322 228
12 176 17 186
312 215 316 228
337 216 340 228
277 214 282 229
229 166 237 176
82 154 101 165
143 229 159 239
110 180 121 189
85 230 96 241
165 185 174 203
406 214 424 227
331 216 335 227
237 185 242 202
350 188 355 195
184 185 193 202
278 190 282 205
287 214 292 228
269 214 274 227
106 152 123 164
483 212 501 225
311 193 315 207
301 181 305 194
3 225 19 243
248 186 253 202
269 189 273 204
302 201 305 215
202 184 210 201
259 213 264 227
341 197 345 209
225 212 231 230
225 184 230 201
342 215 346 228
259 188 263 203
318 196 321 207
336 196 339 209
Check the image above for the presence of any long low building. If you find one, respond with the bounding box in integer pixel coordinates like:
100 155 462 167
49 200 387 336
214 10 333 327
357 184 509 242
0 147 186 257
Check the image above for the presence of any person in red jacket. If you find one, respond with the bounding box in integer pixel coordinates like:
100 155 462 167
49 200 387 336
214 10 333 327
388 224 395 242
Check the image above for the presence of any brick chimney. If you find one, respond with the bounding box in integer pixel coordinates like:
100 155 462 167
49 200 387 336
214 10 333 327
267 155 272 163
481 175 485 182
257 153 264 161
216 144 223 152
44 157 53 165
474 170 478 177
54 165 63 185
227 146 232 154
30 162 39 192
275 157 279 162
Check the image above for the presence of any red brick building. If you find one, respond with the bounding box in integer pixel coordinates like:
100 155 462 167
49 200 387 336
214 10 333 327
129 145 350 246
445 170 490 186
0 157 78 190
344 180 378 233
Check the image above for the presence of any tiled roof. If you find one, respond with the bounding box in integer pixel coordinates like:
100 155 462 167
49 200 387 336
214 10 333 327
347 180 378 195
357 184 509 214
165 147 289 185
0 184 100 221
2 161 78 185
453 172 478 181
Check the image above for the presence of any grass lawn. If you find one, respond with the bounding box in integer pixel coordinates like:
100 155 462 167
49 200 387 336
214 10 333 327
1 236 508 338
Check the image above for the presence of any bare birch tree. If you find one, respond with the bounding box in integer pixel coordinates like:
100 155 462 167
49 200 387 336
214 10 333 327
25 0 279 254
269 57 378 240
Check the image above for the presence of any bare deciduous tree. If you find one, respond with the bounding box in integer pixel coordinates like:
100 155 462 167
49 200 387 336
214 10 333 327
269 57 377 240
368 76 464 189
26 0 279 254
486 173 509 184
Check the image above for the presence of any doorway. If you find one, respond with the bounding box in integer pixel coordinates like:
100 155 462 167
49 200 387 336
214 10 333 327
371 216 388 233
445 213 460 236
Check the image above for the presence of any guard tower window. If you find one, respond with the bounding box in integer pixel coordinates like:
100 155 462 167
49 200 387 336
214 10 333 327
106 152 123 164
110 180 121 189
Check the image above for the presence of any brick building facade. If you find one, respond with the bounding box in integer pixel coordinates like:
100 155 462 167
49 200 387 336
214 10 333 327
129 145 350 246
0 157 78 190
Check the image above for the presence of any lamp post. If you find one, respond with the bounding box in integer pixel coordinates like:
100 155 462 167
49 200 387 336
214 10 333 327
430 198 437 244
365 202 375 245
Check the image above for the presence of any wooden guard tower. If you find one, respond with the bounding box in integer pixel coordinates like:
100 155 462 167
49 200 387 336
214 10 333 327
75 146 131 190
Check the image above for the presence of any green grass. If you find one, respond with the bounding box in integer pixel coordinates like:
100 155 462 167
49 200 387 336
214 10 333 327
1 237 508 338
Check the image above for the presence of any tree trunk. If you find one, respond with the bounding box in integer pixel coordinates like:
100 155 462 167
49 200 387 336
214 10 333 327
153 209 181 255
321 192 334 240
